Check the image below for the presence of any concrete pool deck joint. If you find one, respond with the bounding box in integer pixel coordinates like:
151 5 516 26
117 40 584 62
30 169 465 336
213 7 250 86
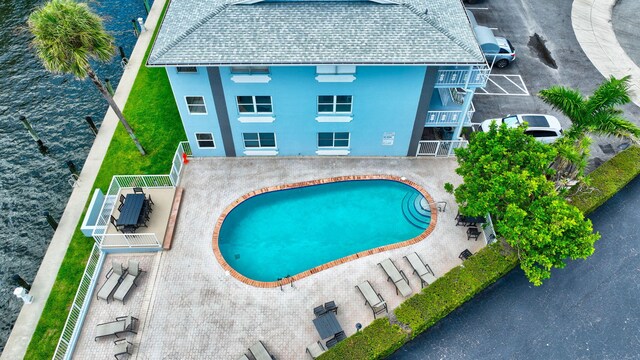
211 174 438 288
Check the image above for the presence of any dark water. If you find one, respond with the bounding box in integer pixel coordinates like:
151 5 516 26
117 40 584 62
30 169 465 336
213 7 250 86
0 0 150 352
390 176 640 359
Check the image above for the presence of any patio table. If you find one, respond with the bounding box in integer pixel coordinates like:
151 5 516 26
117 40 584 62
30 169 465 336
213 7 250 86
117 194 145 227
313 311 342 339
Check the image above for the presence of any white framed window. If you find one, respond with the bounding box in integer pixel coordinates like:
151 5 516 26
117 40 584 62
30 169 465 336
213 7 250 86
231 66 269 74
195 133 215 148
177 66 197 73
237 96 272 114
185 96 207 114
318 132 350 148
318 95 353 113
316 65 356 74
243 132 276 148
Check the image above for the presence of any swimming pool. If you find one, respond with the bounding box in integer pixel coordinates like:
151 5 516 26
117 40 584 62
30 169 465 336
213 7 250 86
213 176 435 285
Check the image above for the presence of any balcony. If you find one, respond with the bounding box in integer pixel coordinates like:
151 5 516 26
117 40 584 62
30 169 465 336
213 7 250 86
435 66 490 88
425 102 475 127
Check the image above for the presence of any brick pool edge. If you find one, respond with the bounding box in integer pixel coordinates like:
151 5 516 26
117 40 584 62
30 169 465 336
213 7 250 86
211 174 437 288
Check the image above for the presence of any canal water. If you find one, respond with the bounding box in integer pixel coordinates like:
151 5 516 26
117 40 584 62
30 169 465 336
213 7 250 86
0 0 150 351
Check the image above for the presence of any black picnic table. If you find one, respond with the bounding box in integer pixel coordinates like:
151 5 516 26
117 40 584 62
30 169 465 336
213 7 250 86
117 194 145 227
313 311 342 340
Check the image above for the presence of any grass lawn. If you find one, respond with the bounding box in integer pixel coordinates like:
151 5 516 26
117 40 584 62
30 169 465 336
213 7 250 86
24 4 184 357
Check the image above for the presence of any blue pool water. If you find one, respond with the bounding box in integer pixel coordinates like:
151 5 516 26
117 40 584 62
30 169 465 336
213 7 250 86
218 180 431 282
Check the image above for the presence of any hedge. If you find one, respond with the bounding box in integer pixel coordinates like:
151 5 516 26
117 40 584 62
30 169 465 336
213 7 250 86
569 145 640 214
394 242 518 336
317 318 408 360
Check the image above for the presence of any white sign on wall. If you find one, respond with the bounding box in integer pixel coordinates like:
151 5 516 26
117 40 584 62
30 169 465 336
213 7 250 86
382 132 395 146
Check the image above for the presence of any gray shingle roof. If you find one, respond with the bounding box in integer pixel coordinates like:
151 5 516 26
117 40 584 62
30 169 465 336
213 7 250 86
148 0 484 66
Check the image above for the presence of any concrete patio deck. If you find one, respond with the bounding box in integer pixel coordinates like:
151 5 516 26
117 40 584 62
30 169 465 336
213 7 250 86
76 157 486 359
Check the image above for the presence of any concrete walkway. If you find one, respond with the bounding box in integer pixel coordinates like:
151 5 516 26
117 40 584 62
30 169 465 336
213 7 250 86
572 0 640 107
0 1 166 358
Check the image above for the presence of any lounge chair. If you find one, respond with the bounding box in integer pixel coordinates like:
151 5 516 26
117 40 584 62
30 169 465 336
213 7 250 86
114 339 133 359
94 316 138 341
305 341 326 359
238 355 250 360
113 259 144 304
133 187 144 194
96 261 126 303
403 252 437 288
378 258 412 297
249 340 276 360
355 281 387 318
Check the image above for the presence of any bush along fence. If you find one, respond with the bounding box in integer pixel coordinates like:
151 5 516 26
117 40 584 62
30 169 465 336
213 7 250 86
319 145 640 360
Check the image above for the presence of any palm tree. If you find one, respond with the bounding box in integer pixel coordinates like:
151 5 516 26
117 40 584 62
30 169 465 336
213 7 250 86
28 0 146 155
539 75 640 184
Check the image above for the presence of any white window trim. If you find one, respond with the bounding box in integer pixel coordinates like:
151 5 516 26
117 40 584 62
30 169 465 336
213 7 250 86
185 96 207 115
231 75 271 83
242 132 278 149
244 150 279 156
238 116 275 123
317 132 350 148
316 149 350 156
317 95 353 114
194 132 216 149
315 116 352 123
237 96 273 115
315 74 356 83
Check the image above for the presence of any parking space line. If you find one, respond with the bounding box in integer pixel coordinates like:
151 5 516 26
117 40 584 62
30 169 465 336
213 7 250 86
504 75 528 94
475 74 530 96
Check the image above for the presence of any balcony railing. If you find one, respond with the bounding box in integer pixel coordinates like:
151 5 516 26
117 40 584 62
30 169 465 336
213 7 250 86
416 140 469 157
425 103 475 127
435 67 490 88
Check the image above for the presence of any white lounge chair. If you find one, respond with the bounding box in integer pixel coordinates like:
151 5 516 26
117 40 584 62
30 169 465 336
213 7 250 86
306 340 326 359
249 340 275 360
114 259 143 304
94 316 138 341
355 280 388 318
378 258 412 297
404 252 437 288
96 261 126 303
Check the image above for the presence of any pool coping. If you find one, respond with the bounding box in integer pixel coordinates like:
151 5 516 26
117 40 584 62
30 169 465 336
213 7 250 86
211 174 438 288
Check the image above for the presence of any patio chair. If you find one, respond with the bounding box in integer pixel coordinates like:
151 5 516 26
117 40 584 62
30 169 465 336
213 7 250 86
324 300 338 314
326 337 338 349
355 281 388 318
113 259 144 304
305 341 326 359
378 258 412 297
117 202 124 212
122 225 138 234
96 261 126 303
110 215 121 230
313 305 326 317
459 249 473 261
467 227 481 241
120 194 126 204
403 252 437 288
334 331 346 342
248 340 276 360
114 339 133 359
133 187 144 194
146 193 154 206
94 316 138 341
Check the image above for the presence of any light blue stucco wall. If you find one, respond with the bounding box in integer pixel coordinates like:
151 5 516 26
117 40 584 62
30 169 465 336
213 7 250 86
166 67 226 157
166 65 477 156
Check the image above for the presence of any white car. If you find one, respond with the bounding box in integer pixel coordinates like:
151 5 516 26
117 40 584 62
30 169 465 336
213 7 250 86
480 114 564 143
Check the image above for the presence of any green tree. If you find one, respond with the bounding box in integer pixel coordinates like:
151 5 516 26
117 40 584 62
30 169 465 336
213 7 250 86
28 0 146 155
450 124 599 285
539 75 639 184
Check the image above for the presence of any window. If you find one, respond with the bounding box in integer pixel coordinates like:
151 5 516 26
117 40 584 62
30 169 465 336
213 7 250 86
316 65 356 74
195 133 215 148
243 133 276 148
186 96 206 114
177 66 197 73
318 132 350 147
318 96 352 113
231 66 269 74
237 96 272 113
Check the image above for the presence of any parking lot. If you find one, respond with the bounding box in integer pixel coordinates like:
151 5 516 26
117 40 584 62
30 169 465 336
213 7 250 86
465 0 640 164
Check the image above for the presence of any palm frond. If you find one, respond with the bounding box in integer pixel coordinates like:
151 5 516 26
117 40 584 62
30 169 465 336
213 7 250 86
538 86 585 123
589 112 640 140
586 76 632 114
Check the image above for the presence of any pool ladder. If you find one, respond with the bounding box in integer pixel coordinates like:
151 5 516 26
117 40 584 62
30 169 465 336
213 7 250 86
277 275 295 292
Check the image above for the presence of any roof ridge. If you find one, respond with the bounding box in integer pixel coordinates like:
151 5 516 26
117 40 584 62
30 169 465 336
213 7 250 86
400 3 480 62
149 2 231 64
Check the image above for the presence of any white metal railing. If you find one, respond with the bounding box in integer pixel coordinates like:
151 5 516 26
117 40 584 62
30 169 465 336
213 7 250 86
98 233 161 248
170 141 192 186
435 66 490 88
425 102 476 127
483 213 498 244
416 140 469 157
52 244 104 360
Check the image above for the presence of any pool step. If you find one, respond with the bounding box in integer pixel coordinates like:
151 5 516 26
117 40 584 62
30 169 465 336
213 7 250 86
401 192 431 229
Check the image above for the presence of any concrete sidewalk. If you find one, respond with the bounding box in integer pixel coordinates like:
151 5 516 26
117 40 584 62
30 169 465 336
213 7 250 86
572 0 640 107
0 1 166 358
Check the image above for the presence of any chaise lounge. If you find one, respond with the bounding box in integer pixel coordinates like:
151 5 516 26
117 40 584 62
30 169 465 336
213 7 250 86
378 258 413 297
96 261 126 303
305 340 326 359
249 340 276 360
113 259 143 305
94 316 138 341
355 280 388 318
403 252 437 288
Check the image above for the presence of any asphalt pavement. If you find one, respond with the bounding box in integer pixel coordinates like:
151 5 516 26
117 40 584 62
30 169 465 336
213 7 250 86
613 0 640 66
